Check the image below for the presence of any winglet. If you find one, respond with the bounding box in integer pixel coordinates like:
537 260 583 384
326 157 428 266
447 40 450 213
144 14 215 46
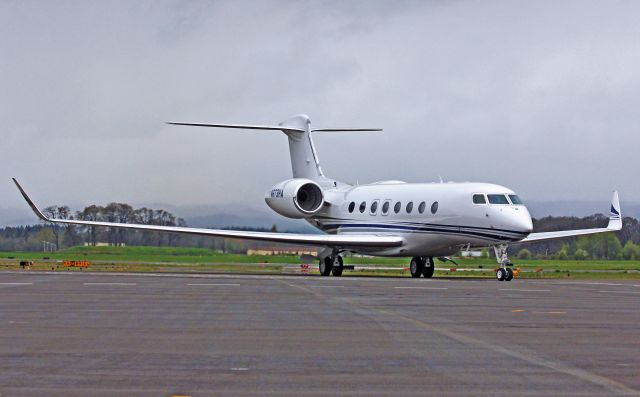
607 191 622 231
11 178 50 222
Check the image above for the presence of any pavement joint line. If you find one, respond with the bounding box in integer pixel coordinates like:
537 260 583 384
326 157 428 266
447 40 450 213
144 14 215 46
187 283 240 286
382 308 639 395
499 288 551 292
598 290 640 294
311 285 344 288
273 276 639 395
83 282 137 286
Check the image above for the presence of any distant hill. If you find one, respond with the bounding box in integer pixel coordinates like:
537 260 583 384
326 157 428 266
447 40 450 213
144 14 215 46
526 200 640 219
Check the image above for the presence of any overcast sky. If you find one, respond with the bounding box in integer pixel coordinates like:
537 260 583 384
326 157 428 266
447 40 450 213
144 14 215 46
2 0 639 222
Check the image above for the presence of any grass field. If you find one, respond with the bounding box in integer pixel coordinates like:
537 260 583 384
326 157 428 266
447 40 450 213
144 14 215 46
1 245 639 279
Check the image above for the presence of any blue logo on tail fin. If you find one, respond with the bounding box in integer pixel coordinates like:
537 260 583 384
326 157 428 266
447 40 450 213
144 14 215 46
611 205 620 218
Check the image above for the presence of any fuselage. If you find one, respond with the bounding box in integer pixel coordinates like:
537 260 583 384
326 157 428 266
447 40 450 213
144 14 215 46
305 181 533 257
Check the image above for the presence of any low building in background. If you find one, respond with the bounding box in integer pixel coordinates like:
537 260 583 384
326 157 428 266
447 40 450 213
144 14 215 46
247 247 316 256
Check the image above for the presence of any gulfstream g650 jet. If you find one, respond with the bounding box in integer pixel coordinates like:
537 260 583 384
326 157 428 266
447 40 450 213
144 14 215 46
13 114 622 281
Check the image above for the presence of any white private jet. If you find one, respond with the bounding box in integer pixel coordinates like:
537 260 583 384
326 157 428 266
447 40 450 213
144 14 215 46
13 114 622 281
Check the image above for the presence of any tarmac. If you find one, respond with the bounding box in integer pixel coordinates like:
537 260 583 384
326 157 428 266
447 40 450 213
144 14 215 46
0 271 639 396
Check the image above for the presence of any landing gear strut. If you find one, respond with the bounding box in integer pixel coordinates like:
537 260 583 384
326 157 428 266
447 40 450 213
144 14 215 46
319 252 343 277
409 257 435 278
493 245 514 282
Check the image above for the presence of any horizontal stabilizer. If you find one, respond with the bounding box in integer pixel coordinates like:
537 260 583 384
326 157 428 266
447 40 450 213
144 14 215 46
167 122 305 133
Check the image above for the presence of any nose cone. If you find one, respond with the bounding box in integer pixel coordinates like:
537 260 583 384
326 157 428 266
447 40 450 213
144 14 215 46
514 207 533 234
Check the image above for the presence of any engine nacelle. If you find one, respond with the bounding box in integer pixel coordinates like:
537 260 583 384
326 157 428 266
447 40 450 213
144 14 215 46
265 178 324 219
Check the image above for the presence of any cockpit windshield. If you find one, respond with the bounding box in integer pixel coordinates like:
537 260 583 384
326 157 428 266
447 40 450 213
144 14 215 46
508 195 523 205
487 194 509 205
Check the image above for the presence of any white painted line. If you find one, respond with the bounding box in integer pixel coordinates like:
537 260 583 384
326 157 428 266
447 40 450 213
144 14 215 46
312 285 344 288
231 367 249 371
83 283 137 286
598 290 640 295
499 289 550 292
394 286 448 290
0 282 33 285
533 311 566 314
188 283 240 286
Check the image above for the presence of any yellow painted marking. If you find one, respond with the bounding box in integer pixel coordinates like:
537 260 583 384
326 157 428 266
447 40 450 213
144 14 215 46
511 309 526 312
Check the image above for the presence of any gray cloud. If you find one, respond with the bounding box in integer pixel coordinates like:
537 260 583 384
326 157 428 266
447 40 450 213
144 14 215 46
2 0 639 223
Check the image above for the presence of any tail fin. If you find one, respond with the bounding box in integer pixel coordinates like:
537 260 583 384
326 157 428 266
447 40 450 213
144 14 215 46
168 114 381 182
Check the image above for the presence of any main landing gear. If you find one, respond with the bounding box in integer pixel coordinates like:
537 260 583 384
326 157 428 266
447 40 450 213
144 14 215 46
493 245 514 282
409 257 435 278
319 253 343 277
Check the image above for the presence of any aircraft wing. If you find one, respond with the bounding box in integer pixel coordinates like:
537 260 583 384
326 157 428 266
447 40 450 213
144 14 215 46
518 191 622 243
12 179 403 250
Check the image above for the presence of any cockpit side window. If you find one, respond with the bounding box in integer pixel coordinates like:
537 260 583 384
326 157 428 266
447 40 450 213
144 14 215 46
487 194 509 205
508 195 523 205
472 194 487 204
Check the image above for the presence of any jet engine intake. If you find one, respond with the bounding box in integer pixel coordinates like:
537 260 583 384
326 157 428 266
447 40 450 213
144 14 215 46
265 179 324 218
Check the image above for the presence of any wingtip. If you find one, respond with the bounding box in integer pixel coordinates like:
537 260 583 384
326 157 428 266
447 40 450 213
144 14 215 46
11 178 49 222
608 190 622 230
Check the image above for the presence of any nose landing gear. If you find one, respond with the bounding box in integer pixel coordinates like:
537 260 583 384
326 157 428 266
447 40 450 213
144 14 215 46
493 244 515 282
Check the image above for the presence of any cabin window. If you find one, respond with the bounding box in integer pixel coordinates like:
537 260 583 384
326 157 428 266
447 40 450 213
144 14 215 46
508 195 523 205
382 201 390 214
370 200 378 214
406 202 414 213
348 201 355 213
473 194 486 204
394 202 401 214
487 194 509 205
418 201 426 214
431 201 439 214
359 201 366 213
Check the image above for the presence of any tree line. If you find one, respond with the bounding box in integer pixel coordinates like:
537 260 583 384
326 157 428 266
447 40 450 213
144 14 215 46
1 205 640 260
513 214 640 260
0 202 281 253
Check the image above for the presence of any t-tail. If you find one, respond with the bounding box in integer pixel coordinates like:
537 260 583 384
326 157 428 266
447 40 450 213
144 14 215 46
167 114 381 182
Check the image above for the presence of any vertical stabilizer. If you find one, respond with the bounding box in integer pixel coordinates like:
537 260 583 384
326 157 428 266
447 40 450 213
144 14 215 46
278 114 325 181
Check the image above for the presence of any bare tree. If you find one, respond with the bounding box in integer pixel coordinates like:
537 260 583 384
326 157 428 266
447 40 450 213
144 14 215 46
43 205 71 249
77 205 102 246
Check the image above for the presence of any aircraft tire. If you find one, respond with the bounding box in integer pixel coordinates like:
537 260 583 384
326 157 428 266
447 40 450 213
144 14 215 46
410 257 424 278
319 257 333 276
496 268 506 281
422 257 435 278
505 268 514 281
